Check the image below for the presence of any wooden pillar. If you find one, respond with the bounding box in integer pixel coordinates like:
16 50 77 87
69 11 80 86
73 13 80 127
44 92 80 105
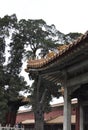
63 86 71 130
75 104 80 130
79 102 83 130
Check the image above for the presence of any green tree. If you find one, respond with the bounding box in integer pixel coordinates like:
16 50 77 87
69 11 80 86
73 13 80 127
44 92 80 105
0 35 7 124
18 19 59 59
0 14 28 125
18 19 61 130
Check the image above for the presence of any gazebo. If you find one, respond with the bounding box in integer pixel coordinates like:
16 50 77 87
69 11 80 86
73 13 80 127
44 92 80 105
25 31 88 130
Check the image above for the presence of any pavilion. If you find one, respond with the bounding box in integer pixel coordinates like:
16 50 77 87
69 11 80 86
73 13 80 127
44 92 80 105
25 31 88 130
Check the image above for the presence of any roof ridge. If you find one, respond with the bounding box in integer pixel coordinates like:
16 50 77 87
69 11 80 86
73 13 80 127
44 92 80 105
25 31 88 71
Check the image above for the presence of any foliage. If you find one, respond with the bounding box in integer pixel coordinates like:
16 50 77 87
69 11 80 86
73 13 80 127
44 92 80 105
65 32 82 43
18 19 59 59
0 14 28 124
29 78 61 112
66 32 82 40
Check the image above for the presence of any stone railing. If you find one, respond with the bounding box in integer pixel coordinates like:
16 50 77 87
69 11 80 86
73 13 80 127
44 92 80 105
0 127 24 130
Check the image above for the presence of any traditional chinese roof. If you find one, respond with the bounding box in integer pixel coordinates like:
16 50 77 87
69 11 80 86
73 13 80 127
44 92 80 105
25 31 88 72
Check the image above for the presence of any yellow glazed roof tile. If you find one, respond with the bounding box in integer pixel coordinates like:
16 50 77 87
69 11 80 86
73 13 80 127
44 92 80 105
25 31 88 71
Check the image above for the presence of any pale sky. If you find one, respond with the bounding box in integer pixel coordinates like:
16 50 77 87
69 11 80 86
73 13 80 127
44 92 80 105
0 0 88 34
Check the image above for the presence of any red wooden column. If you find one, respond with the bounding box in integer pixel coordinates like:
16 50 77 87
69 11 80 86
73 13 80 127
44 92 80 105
75 104 80 130
6 107 12 126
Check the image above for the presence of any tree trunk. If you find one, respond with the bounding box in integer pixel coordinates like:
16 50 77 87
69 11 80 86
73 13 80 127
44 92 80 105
33 76 47 130
34 103 44 130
